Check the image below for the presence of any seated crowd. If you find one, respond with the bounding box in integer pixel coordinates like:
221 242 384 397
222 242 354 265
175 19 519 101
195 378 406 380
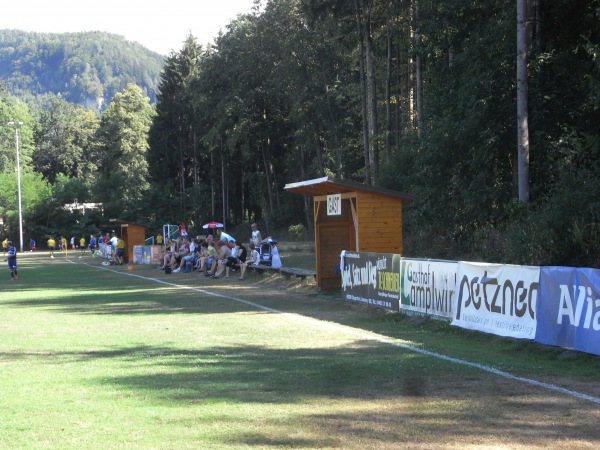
158 225 269 281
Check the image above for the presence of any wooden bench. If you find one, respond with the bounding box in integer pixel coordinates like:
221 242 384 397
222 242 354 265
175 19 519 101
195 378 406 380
249 264 316 283
279 267 316 282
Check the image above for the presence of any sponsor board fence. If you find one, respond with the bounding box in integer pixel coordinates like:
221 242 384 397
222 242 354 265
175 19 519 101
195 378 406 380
132 245 164 265
341 251 600 356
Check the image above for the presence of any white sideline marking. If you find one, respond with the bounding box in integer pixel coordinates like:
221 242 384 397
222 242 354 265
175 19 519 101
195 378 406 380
88 262 600 405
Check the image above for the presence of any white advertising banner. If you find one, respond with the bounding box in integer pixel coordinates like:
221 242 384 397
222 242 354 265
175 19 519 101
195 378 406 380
451 262 539 339
399 259 457 319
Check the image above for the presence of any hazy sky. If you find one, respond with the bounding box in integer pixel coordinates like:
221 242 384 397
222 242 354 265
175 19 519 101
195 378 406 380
0 0 259 55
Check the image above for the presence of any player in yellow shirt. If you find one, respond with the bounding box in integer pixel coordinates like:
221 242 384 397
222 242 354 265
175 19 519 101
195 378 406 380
47 236 56 258
79 236 86 256
2 238 7 256
116 237 126 265
61 236 67 254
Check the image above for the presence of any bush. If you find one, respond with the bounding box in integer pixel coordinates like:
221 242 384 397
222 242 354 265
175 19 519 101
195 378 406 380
288 224 306 241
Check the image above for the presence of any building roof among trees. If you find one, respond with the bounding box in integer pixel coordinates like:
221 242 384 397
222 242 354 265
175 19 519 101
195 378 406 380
284 177 413 201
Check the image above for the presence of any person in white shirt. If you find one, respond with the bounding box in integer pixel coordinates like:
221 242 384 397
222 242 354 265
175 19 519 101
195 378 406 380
174 238 197 272
216 228 235 244
250 223 262 248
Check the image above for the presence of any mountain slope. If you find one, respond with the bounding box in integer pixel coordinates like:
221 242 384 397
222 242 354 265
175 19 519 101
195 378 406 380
0 29 164 107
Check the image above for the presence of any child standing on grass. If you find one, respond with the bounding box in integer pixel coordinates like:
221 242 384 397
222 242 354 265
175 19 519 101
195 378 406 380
7 240 18 280
89 234 96 257
79 236 86 256
47 236 56 258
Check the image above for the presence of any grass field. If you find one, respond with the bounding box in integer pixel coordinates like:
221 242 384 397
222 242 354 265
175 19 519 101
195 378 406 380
2 251 600 449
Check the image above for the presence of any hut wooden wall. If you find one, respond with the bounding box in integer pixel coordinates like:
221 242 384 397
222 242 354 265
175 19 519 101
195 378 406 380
356 192 403 254
120 224 146 263
314 199 354 291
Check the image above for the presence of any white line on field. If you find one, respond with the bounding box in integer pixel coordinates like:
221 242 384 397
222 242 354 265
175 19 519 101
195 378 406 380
87 262 600 405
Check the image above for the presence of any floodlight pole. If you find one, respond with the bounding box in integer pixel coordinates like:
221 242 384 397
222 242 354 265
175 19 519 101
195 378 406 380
8 121 24 253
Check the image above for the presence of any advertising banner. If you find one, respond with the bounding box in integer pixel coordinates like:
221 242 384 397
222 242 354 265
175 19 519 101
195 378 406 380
341 252 400 310
99 243 112 257
133 245 144 264
451 262 539 339
144 245 163 266
400 259 457 319
132 245 163 264
536 267 600 356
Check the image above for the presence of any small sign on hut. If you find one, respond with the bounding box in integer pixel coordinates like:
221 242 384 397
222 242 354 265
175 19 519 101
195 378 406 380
285 177 413 291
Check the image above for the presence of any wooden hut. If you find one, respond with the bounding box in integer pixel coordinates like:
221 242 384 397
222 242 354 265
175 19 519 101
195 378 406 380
109 219 147 263
285 177 413 291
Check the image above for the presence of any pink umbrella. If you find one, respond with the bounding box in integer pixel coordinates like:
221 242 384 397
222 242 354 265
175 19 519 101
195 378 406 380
203 222 224 229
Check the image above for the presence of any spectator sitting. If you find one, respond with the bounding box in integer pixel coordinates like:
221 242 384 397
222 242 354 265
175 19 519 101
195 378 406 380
208 240 232 278
239 243 259 280
158 248 175 270
174 238 198 272
225 241 247 278
171 239 191 273
159 239 186 270
198 241 218 275
193 240 207 270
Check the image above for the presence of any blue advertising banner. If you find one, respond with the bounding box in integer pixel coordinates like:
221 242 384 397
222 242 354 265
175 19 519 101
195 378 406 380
133 245 144 264
341 251 400 310
536 267 600 356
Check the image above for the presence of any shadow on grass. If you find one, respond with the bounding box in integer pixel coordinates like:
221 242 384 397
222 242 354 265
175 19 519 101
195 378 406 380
0 256 262 315
1 254 340 318
4 256 600 447
0 287 258 315
5 341 599 448
104 343 600 448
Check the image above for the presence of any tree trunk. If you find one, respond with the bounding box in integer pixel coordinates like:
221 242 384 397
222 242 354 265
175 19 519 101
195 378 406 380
414 0 423 138
385 12 392 163
179 138 186 214
192 127 199 218
364 1 379 182
221 150 227 227
193 127 198 187
322 72 343 177
315 131 325 176
300 144 312 232
210 148 215 219
354 0 371 184
534 0 542 49
517 0 530 202
240 167 245 224
261 142 275 215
